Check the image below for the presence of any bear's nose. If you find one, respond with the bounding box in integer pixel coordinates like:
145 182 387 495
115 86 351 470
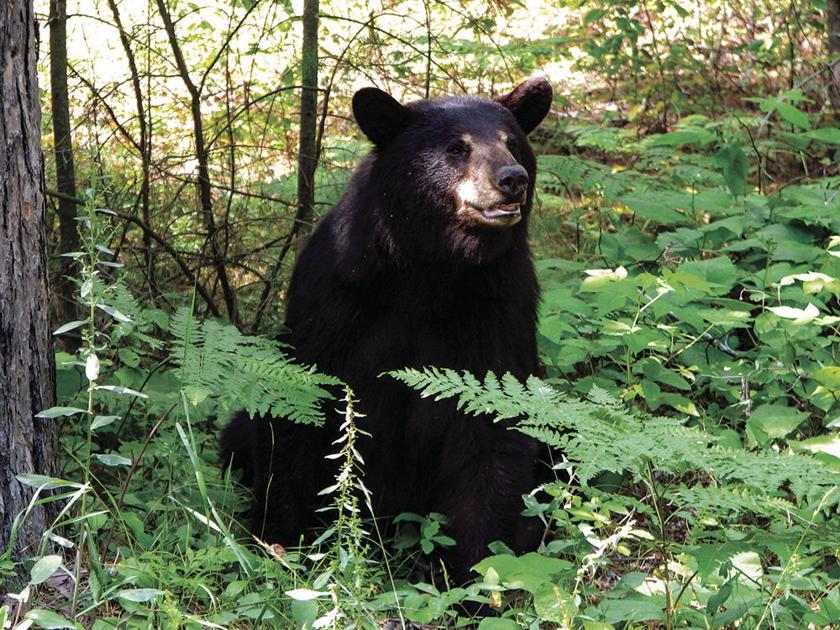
496 165 528 201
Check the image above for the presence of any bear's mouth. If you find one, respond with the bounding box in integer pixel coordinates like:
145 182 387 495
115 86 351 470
481 203 521 220
461 202 522 228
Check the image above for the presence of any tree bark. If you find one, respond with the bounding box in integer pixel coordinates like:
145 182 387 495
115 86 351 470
294 0 319 252
0 0 59 574
49 0 80 343
829 0 840 110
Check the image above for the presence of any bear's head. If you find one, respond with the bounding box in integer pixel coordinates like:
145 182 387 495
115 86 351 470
352 77 552 264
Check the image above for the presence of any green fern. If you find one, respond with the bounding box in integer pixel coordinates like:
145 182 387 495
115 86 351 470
389 368 840 527
169 307 340 424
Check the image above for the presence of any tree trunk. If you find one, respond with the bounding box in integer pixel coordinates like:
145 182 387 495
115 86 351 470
49 0 80 346
294 0 319 252
0 0 59 575
829 0 840 110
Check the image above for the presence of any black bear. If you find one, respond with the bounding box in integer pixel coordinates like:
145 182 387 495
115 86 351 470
223 77 553 583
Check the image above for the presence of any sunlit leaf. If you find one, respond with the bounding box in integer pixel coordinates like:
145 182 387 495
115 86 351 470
93 453 132 467
29 556 62 585
767 303 819 325
35 407 87 419
285 589 329 601
52 320 86 336
116 589 165 602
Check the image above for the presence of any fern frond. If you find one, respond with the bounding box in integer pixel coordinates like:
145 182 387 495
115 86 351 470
169 307 340 424
389 367 840 520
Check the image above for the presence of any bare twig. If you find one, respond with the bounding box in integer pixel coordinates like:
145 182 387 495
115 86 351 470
44 188 221 317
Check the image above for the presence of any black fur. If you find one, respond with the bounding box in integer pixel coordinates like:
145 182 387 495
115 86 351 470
222 78 553 582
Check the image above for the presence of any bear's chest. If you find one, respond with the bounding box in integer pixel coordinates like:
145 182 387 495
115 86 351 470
348 270 537 377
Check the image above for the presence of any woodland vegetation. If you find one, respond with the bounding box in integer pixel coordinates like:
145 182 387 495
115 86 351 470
1 0 840 628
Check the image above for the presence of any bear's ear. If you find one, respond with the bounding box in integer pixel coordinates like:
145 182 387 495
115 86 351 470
353 88 411 147
496 77 553 135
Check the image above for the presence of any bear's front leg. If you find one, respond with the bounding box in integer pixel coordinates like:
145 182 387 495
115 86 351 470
247 418 334 545
431 423 543 584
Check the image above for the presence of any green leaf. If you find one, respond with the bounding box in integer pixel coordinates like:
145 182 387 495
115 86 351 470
713 598 763 626
52 320 86 336
690 542 748 578
93 453 132 467
29 555 62 585
803 585 840 625
16 474 84 490
780 87 812 104
713 144 750 195
583 8 606 23
35 406 88 419
285 588 329 601
620 191 687 224
147 309 169 329
598 594 665 624
473 552 572 594
793 435 840 462
477 620 520 630
640 360 691 390
580 266 628 290
698 308 752 327
748 404 807 440
117 348 140 368
706 579 734 616
534 582 577 624
731 551 763 579
96 303 132 323
805 127 840 145
291 599 318 629
91 415 120 431
25 609 78 629
675 257 740 295
95 385 148 398
813 366 840 390
647 129 714 147
116 588 165 602
776 102 810 129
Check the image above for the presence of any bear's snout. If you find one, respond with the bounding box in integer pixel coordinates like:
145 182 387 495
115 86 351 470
496 164 528 202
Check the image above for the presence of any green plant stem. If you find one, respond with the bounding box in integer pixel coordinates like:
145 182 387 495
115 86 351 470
644 461 673 630
671 569 699 612
98 402 176 558
71 215 98 618
754 486 836 629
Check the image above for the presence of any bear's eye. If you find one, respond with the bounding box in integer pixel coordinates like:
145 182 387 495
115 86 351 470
446 141 469 157
506 137 519 153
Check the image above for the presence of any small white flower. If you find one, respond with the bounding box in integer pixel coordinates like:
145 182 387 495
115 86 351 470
85 354 100 382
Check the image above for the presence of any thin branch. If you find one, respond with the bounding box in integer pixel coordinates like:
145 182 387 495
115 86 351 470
45 188 220 317
155 0 238 323
68 63 142 153
198 0 260 93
